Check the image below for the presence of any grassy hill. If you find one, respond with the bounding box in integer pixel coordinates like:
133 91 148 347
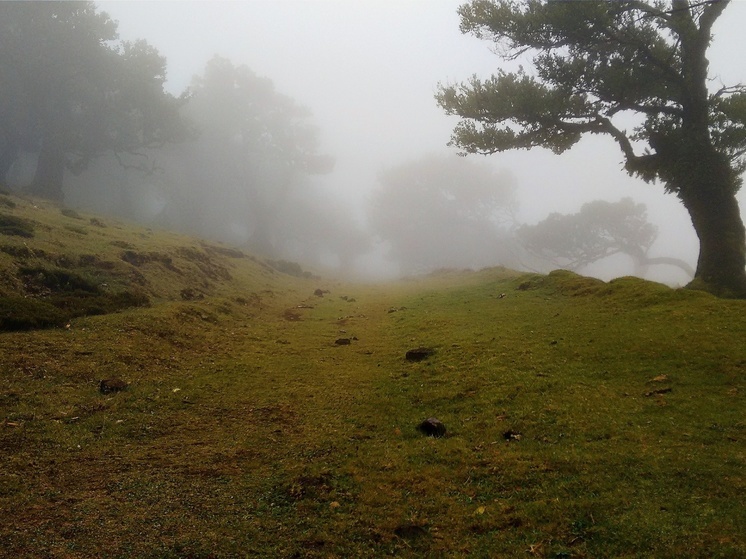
1 192 744 558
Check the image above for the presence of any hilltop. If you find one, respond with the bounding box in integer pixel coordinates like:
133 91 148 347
0 192 744 558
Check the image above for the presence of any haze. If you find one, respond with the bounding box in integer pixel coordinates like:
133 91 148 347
77 1 746 282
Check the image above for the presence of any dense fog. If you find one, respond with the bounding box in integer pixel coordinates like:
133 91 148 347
3 1 745 285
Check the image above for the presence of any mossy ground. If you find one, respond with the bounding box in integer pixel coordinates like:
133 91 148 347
0 194 744 558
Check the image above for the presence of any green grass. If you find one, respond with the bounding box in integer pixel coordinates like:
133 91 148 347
0 194 744 558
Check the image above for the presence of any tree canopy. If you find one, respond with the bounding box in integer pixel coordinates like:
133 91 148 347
518 198 695 277
437 0 746 296
159 56 334 253
0 1 186 200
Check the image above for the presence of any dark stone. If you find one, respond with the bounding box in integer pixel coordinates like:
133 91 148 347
99 378 127 394
335 338 351 345
418 417 446 438
314 288 329 297
406 347 435 361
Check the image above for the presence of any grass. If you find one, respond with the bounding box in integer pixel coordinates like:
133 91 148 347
0 193 744 558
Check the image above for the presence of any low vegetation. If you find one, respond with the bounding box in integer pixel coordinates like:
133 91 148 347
0 193 743 558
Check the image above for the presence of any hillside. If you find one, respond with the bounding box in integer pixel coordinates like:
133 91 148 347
1 192 744 558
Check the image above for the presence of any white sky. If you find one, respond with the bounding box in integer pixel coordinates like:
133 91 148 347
98 0 746 282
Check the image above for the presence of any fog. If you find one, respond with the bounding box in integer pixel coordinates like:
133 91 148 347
16 1 746 284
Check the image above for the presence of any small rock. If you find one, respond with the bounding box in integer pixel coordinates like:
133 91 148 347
406 347 435 361
335 338 352 345
314 288 329 297
503 430 522 441
418 417 446 438
99 378 127 395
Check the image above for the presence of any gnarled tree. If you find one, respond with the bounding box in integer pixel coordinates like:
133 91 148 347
0 2 186 201
437 0 746 297
518 198 695 277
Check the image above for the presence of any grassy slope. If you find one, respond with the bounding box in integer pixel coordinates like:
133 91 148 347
0 193 744 558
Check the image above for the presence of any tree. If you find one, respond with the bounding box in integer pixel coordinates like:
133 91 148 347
518 198 695 277
437 0 746 297
0 2 186 201
368 154 519 274
154 56 333 253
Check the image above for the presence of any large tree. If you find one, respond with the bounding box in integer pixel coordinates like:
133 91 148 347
437 0 746 297
0 2 185 201
518 198 695 277
155 56 333 253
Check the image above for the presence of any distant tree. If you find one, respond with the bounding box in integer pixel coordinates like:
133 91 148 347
437 0 746 297
368 154 519 274
167 56 334 253
518 198 695 277
0 2 186 200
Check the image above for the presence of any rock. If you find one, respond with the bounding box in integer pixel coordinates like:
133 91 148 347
314 288 329 297
418 417 446 438
406 347 435 361
503 430 522 441
335 338 352 345
99 378 127 395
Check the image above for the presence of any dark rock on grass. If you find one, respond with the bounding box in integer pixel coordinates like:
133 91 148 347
99 378 128 395
314 288 329 297
406 347 435 361
335 338 352 345
418 417 446 438
503 430 522 441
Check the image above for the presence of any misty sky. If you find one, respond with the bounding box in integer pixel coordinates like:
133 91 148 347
98 0 746 283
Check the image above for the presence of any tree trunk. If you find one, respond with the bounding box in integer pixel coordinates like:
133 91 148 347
0 141 20 185
679 185 746 297
29 133 65 202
